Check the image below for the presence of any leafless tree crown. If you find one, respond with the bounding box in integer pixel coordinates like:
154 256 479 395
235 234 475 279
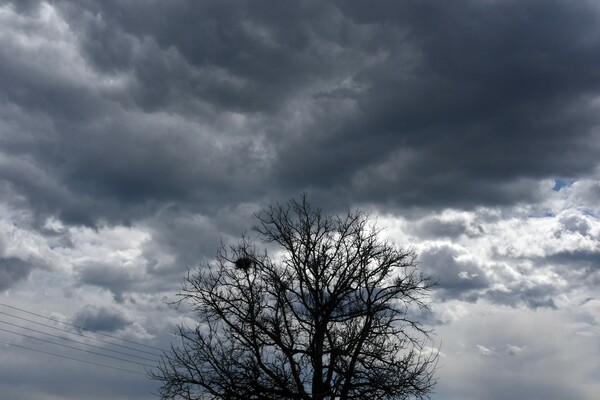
151 196 437 400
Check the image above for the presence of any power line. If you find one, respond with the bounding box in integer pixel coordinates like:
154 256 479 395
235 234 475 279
0 326 156 368
0 339 147 376
0 302 163 352
0 320 156 361
0 310 162 357
0 319 159 363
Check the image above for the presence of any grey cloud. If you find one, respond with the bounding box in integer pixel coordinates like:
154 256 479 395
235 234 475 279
546 250 600 272
0 3 598 399
414 218 469 239
58 0 359 114
571 180 600 205
2 106 271 228
419 245 490 302
411 215 483 239
280 0 600 208
435 306 598 400
75 261 138 303
71 304 131 333
2 0 600 233
420 243 567 309
0 156 98 228
1 0 598 309
487 283 558 310
465 365 582 400
0 0 41 14
73 209 240 298
0 230 47 291
141 203 258 278
0 19 112 125
0 345 153 400
557 213 591 236
0 257 39 291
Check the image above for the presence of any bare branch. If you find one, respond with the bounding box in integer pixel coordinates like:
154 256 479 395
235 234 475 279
151 196 437 400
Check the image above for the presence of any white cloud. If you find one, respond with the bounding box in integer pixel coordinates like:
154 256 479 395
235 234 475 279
476 344 495 356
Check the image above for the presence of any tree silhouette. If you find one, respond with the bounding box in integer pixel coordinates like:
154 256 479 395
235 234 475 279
151 196 437 399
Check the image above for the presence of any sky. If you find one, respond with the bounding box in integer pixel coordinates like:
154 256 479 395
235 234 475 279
1 0 600 399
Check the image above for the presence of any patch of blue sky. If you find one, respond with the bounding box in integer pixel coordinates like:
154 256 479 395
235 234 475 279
552 178 575 191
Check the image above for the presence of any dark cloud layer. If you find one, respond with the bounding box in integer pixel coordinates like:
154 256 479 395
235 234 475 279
1 0 600 232
0 0 598 307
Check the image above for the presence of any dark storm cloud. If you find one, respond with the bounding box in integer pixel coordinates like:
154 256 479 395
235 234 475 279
71 304 130 333
57 0 357 114
1 0 599 310
0 155 98 227
2 0 600 232
330 0 600 208
0 1 274 229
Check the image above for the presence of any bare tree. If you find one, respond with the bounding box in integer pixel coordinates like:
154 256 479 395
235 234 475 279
151 196 437 400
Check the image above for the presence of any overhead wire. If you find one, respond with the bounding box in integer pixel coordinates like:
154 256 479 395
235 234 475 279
0 325 156 368
0 301 171 376
0 319 159 363
0 310 162 357
0 301 163 351
0 339 146 376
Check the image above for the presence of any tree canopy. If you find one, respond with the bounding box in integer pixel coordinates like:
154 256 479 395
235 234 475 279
151 196 437 399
